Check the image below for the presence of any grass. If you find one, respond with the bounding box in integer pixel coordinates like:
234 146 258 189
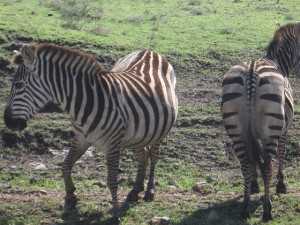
0 0 299 68
1 0 300 225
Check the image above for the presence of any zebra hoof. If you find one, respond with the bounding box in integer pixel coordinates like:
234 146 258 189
109 216 121 225
251 181 260 194
64 196 77 211
125 190 140 203
262 212 273 222
240 210 250 219
276 182 287 194
143 189 154 201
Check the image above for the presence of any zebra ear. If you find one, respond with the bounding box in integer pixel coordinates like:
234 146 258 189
267 28 282 57
21 44 36 65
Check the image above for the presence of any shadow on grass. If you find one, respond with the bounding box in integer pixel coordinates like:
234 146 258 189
175 195 263 225
0 209 12 225
59 209 105 225
57 200 142 225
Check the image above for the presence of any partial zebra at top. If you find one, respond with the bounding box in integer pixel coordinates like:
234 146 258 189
266 22 300 77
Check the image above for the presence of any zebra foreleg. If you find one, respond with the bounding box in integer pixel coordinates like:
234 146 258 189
276 133 287 194
62 138 89 211
126 147 149 203
106 149 121 224
144 142 160 201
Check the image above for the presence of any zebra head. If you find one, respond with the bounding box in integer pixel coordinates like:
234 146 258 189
4 45 51 131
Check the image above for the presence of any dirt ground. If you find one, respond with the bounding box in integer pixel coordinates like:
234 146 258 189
1 51 300 224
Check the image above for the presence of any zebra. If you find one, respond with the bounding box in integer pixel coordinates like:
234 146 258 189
221 22 300 221
4 43 178 224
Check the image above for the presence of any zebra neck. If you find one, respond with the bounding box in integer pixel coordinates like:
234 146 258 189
265 45 297 77
262 55 290 77
40 58 103 117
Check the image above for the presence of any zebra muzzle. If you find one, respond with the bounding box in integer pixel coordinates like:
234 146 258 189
3 106 28 131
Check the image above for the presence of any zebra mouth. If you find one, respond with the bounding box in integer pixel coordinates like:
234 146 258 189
3 107 28 131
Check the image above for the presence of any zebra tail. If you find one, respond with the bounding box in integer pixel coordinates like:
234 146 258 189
245 122 263 173
244 66 263 173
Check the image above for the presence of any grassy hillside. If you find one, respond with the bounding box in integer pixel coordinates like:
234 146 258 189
0 0 300 225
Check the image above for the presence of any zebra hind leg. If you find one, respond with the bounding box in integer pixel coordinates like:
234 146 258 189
62 138 89 211
144 142 160 201
276 169 287 194
276 133 287 194
126 147 149 203
239 156 254 219
251 166 260 194
262 158 273 222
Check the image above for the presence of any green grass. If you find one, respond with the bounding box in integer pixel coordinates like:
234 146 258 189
0 0 299 68
1 0 300 225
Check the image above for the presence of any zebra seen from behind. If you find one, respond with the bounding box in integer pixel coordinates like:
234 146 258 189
4 43 178 224
221 23 300 221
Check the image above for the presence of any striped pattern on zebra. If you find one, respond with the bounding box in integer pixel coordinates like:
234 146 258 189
221 22 300 222
4 43 178 223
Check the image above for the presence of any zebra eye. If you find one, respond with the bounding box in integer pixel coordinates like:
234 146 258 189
15 81 24 89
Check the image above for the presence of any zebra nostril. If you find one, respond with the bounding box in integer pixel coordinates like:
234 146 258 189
3 106 13 128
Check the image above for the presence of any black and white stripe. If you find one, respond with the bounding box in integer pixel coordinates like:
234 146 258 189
4 44 178 223
221 22 300 222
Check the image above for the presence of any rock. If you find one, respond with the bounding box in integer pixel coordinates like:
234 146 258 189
168 179 181 188
87 146 96 151
92 181 107 188
207 210 220 224
29 162 47 170
84 150 93 158
192 182 213 194
49 148 68 157
149 216 171 225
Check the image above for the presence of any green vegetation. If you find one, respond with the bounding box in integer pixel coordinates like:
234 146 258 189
0 0 300 224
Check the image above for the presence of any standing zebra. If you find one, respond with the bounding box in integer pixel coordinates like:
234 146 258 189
4 43 178 224
221 23 300 221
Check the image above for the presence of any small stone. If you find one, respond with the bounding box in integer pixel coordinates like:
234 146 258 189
207 210 220 223
192 182 213 194
118 167 125 173
168 179 181 188
29 189 48 196
149 216 171 225
29 162 47 170
84 150 93 158
92 181 107 188
49 148 60 156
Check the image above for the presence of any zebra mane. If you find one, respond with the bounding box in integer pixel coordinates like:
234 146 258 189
267 22 300 56
36 43 106 72
10 50 23 67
